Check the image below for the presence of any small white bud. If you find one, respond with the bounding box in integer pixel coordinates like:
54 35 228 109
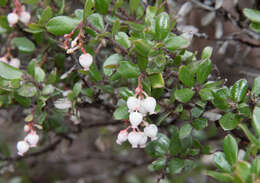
24 125 30 133
116 130 128 145
144 124 158 140
129 112 143 128
79 53 93 70
25 132 39 147
9 58 20 68
127 96 140 112
19 11 31 25
141 97 156 115
7 13 19 27
17 141 30 156
128 131 142 148
138 132 148 148
54 98 72 109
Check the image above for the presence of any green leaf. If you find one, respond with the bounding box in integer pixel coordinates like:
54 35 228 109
11 37 35 53
239 123 259 145
133 39 152 57
169 128 181 156
84 0 93 20
130 0 140 14
39 6 53 25
201 46 213 60
88 64 102 82
223 135 238 166
155 12 169 40
214 152 232 172
205 170 234 182
17 83 37 97
14 92 31 107
34 66 45 82
113 105 129 120
103 54 122 76
212 88 230 110
112 19 120 37
243 8 260 23
0 62 23 80
42 84 55 95
252 76 260 96
196 59 212 84
88 13 104 31
117 61 140 78
46 16 81 35
0 0 7 6
234 161 251 183
179 123 192 139
192 118 208 130
175 88 194 103
252 106 260 137
251 158 260 176
178 65 194 87
73 82 82 97
94 0 109 15
145 133 170 158
149 73 165 88
119 87 134 101
230 79 248 103
219 112 240 131
199 88 213 101
151 158 166 171
250 22 260 33
165 35 189 51
115 32 131 49
169 158 184 174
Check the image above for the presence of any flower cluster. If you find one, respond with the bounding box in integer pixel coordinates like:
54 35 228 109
116 77 158 148
63 22 93 71
7 0 30 27
16 123 40 156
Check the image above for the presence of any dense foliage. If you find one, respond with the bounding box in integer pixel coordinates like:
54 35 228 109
0 0 260 182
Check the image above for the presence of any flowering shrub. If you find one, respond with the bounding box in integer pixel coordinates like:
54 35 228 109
0 0 260 182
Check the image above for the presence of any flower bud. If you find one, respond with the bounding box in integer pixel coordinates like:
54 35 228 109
9 58 20 68
24 125 30 133
128 131 142 148
19 11 31 25
25 132 39 147
141 97 156 115
79 53 93 70
54 98 72 109
138 132 148 148
127 96 139 112
7 13 19 27
129 112 143 128
17 140 30 156
144 124 158 140
116 130 128 145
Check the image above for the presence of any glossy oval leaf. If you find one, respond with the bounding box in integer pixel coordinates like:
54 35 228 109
0 62 23 80
155 12 170 40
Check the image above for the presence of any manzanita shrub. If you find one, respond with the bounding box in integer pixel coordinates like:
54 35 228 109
0 0 260 182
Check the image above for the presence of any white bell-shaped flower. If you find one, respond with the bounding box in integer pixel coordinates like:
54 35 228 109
25 132 39 147
127 96 139 112
129 112 143 128
24 125 30 133
144 124 158 141
138 132 148 148
128 131 142 148
116 130 128 145
7 13 19 27
19 11 31 25
141 97 156 115
54 98 72 109
79 53 93 70
9 58 20 68
17 140 30 156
